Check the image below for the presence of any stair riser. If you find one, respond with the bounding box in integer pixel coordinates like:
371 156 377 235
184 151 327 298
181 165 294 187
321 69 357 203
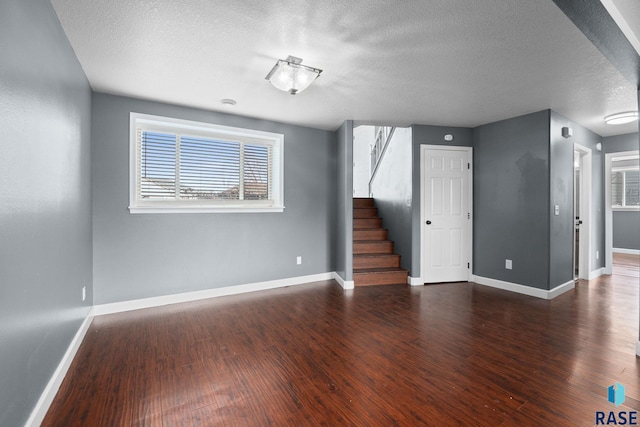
353 241 394 254
353 255 401 269
354 218 382 229
353 198 375 208
354 271 409 286
354 208 378 218
353 229 388 240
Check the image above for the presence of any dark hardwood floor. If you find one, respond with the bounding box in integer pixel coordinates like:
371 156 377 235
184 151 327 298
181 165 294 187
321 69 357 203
43 255 639 426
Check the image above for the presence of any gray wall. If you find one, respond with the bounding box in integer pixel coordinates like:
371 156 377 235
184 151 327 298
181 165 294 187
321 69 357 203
613 211 640 250
410 125 473 278
473 111 551 289
92 94 336 304
335 121 353 281
604 132 640 153
605 132 640 251
0 0 93 425
550 111 604 283
370 127 413 271
548 111 575 287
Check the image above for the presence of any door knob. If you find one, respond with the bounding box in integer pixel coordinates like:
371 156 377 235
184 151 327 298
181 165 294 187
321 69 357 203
426 220 432 225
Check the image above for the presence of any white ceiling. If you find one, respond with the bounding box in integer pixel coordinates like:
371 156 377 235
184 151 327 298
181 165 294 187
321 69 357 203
50 0 639 136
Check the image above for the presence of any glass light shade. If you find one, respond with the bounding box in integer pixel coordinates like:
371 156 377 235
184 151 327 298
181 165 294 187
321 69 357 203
604 111 638 125
266 58 322 95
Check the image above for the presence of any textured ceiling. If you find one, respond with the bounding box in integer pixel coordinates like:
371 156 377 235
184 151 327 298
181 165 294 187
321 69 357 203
50 0 638 136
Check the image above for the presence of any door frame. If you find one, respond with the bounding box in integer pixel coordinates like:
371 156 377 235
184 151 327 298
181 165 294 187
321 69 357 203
604 149 639 274
420 145 473 283
574 143 592 280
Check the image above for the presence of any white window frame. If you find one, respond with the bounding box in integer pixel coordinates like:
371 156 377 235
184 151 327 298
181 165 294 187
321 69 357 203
129 113 284 213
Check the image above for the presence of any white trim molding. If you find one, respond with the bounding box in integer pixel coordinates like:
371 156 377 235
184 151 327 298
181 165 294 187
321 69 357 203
588 267 606 280
408 276 423 286
605 150 639 275
636 340 640 357
332 272 355 290
25 310 94 427
94 273 335 316
574 143 593 281
471 275 574 300
613 248 640 255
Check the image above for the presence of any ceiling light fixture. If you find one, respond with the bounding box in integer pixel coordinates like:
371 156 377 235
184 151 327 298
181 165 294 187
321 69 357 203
265 55 322 95
604 111 638 125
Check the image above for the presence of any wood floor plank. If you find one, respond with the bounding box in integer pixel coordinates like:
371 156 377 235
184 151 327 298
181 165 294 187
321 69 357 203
42 255 639 426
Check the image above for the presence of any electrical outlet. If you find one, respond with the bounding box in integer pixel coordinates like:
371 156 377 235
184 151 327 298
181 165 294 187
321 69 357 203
505 259 512 270
296 256 302 265
82 286 86 302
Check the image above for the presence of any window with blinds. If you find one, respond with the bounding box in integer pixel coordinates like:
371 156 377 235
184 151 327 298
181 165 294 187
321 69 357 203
611 170 639 208
130 113 283 213
611 155 639 210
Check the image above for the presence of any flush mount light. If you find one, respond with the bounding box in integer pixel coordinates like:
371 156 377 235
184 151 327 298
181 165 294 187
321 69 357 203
604 111 638 125
265 55 322 95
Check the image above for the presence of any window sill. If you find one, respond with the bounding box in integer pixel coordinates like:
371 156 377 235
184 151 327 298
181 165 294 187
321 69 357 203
612 207 640 212
129 206 285 214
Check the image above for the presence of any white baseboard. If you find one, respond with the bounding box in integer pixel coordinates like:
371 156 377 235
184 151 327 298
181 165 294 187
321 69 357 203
94 272 336 316
588 267 605 280
547 280 576 299
636 340 640 357
333 272 354 290
25 309 94 427
408 276 423 286
471 275 574 300
613 248 640 255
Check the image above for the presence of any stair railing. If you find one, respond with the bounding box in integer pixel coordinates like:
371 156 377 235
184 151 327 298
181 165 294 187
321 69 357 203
368 126 395 196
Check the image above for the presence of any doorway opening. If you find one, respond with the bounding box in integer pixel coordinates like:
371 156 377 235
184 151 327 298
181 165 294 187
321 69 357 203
604 150 640 274
573 143 592 280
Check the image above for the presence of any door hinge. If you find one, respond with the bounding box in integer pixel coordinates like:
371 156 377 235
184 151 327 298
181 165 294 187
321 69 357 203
468 212 470 219
467 163 470 169
467 263 470 269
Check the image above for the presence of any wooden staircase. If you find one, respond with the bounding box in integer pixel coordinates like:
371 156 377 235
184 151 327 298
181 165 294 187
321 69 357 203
353 198 409 286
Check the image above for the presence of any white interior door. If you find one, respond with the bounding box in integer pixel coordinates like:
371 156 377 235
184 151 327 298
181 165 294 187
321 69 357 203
421 146 472 283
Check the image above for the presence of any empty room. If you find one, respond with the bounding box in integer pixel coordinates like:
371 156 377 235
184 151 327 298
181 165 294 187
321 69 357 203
1 0 639 426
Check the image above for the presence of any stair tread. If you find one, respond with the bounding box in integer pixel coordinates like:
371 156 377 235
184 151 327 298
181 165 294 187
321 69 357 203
353 253 399 257
354 267 408 273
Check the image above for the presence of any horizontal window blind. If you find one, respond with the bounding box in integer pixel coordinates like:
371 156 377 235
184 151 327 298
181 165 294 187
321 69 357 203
139 131 176 200
611 170 640 207
243 143 271 201
179 136 241 200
